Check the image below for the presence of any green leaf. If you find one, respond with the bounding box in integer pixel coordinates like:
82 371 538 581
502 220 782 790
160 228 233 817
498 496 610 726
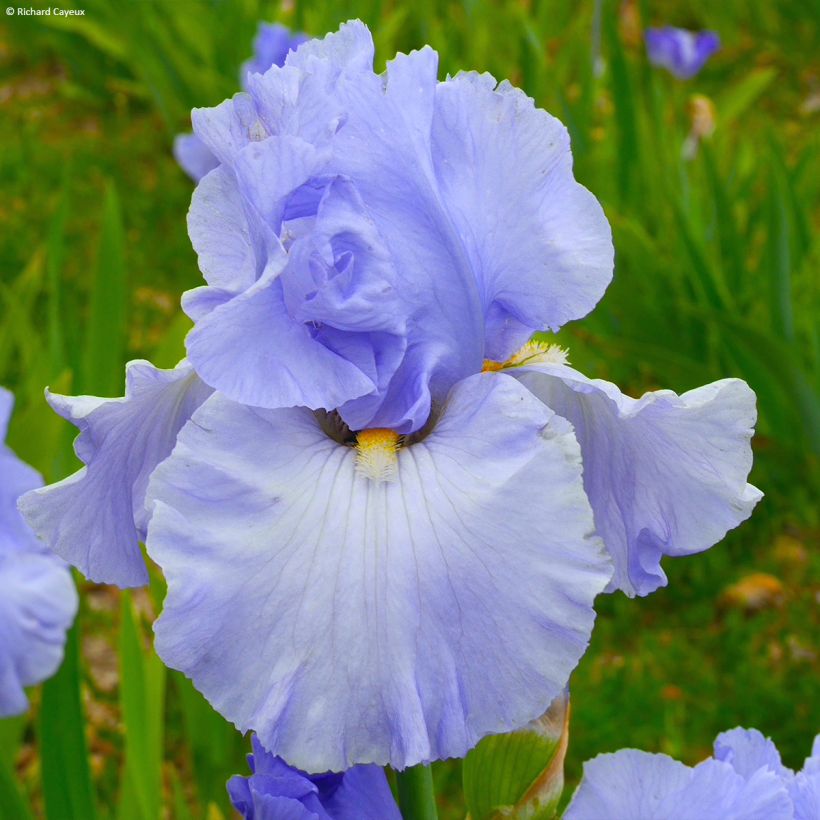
716 67 778 126
171 672 245 812
84 181 127 396
463 692 569 820
39 619 97 820
0 717 32 820
117 591 166 820
0 750 32 820
604 8 640 203
395 765 438 820
46 175 70 377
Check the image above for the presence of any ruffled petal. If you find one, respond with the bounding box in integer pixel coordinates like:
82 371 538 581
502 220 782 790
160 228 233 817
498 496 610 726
512 363 762 596
18 361 212 587
714 727 793 781
185 263 378 412
0 551 78 716
430 72 613 357
565 751 792 820
666 760 793 820
791 770 820 820
564 750 693 819
186 164 260 292
147 372 610 771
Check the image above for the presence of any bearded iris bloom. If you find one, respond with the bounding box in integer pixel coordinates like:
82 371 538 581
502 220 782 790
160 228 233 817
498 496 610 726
174 22 309 182
1 388 77 716
565 727 820 819
228 735 400 819
21 21 760 772
645 27 720 80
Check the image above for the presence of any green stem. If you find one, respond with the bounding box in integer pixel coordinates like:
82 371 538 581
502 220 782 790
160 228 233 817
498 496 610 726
395 764 438 820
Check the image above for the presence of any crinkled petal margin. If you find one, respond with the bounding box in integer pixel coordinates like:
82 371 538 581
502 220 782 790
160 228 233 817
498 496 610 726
512 362 762 596
147 371 611 771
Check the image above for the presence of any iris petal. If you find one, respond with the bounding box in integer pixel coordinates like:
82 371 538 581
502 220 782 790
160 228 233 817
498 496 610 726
565 750 793 820
0 551 78 717
430 72 613 357
1 391 43 555
19 361 212 587
513 362 762 596
714 727 793 781
146 372 610 771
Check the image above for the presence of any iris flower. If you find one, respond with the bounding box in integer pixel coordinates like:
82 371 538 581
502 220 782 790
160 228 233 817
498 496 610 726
174 22 309 181
565 727 820 819
228 735 400 819
21 21 760 772
1 387 77 717
645 27 720 80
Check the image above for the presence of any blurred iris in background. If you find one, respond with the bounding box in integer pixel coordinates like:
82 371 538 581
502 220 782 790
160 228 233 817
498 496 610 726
645 26 720 79
0 388 77 717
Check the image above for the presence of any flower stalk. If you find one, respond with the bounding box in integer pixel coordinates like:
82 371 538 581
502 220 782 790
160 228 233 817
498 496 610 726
395 764 438 820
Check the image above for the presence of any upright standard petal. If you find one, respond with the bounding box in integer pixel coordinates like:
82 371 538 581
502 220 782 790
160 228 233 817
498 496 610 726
182 22 609 433
227 735 400 820
564 749 793 820
511 361 762 596
19 361 212 587
147 372 611 771
430 72 613 358
0 551 78 716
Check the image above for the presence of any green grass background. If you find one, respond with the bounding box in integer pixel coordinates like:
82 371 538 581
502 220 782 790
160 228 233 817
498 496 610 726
0 0 818 817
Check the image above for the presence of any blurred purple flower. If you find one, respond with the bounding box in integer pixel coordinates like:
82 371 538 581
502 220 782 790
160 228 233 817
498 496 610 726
174 22 309 182
1 388 77 716
565 727 820 820
22 20 761 773
227 735 400 819
240 22 309 82
646 27 720 79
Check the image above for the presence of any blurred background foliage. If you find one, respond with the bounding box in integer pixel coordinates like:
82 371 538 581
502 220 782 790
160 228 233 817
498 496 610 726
0 0 818 817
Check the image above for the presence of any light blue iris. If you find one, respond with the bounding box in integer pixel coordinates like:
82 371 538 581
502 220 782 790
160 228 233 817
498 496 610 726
0 387 77 717
565 727 820 820
21 21 761 773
